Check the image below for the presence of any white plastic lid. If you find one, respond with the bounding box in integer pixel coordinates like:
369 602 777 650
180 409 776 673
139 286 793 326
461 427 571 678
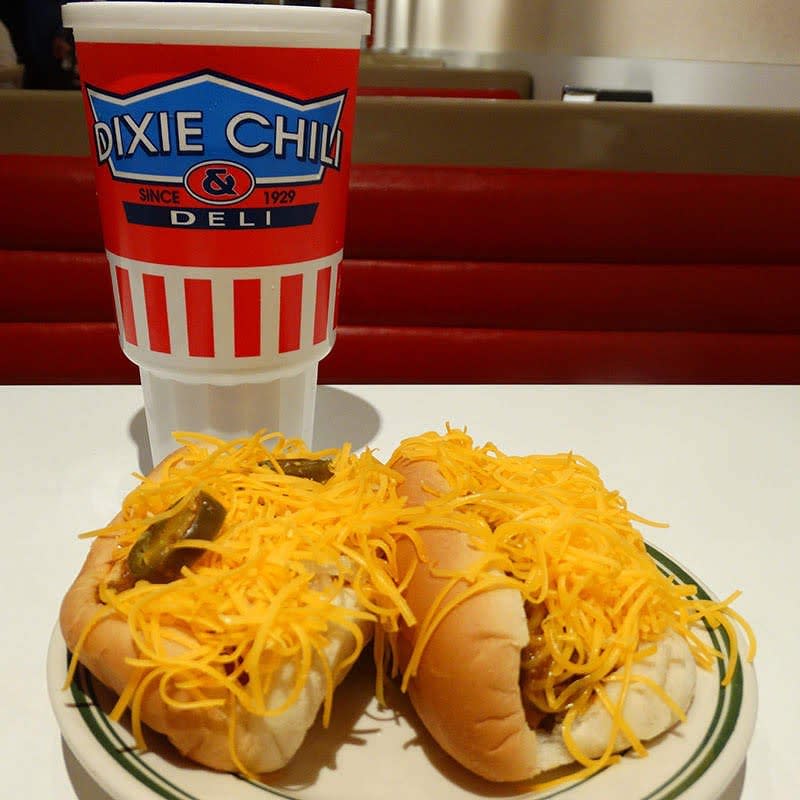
63 2 371 45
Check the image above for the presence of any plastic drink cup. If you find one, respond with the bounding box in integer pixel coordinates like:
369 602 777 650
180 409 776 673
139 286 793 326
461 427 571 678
63 2 370 463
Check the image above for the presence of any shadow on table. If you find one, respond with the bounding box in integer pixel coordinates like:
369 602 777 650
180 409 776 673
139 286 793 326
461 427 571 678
62 739 114 800
61 732 749 800
719 760 747 799
127 386 382 474
128 405 152 474
313 386 381 451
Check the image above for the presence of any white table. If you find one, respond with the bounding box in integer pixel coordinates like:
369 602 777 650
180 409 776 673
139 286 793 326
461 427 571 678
1 384 797 799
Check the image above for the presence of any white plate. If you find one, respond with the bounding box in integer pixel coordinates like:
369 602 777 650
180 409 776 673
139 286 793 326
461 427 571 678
47 544 757 800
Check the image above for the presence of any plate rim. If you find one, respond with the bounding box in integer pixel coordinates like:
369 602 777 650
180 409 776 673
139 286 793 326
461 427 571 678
47 542 758 800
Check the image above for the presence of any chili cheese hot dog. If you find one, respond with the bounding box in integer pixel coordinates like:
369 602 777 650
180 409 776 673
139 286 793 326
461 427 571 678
60 432 415 776
387 429 755 785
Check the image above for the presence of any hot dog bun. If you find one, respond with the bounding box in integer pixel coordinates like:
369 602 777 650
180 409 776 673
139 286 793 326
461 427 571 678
59 436 406 775
390 449 698 782
60 533 367 773
392 460 538 781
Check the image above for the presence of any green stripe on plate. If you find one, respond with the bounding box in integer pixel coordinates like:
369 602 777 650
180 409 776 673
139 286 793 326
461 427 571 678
69 654 202 800
66 542 744 800
642 544 744 800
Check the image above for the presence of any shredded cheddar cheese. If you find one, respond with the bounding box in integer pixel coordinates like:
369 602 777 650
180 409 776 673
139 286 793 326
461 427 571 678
388 427 757 786
66 425 756 788
67 430 421 775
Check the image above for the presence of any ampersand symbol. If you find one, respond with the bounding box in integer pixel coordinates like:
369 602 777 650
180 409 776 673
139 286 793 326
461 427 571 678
202 168 236 197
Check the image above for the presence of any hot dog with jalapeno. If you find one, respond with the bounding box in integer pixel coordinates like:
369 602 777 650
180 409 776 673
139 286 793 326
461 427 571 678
60 432 414 776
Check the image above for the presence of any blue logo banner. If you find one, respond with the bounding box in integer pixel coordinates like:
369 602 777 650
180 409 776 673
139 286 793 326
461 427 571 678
87 71 346 187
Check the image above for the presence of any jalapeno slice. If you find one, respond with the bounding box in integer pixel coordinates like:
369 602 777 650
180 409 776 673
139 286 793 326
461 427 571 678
127 490 226 583
261 458 334 483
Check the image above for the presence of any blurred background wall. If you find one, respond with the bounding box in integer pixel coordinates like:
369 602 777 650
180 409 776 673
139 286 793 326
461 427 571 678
4 1 800 104
375 0 800 64
371 0 800 106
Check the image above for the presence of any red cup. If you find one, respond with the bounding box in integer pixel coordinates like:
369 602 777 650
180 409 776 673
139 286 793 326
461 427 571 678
63 2 370 461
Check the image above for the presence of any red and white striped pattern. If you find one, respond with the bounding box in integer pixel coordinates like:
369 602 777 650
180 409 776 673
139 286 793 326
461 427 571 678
108 251 340 374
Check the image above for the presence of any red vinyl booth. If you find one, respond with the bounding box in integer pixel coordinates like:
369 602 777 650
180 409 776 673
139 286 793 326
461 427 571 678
1 94 799 384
